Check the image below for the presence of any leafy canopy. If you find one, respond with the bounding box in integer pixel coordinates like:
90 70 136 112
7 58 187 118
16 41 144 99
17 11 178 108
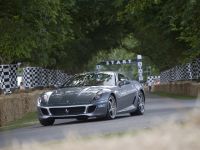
0 0 199 72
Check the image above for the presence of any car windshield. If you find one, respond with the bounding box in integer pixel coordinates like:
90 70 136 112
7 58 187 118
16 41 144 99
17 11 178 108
62 72 115 87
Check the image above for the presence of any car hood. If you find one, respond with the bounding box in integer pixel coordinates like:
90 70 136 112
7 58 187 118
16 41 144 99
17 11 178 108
47 86 106 106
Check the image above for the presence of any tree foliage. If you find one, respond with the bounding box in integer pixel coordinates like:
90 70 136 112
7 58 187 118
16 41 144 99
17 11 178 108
0 0 73 66
86 48 137 79
122 0 200 70
0 0 199 72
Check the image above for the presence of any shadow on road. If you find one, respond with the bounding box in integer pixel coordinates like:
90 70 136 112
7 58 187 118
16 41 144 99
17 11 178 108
49 114 132 127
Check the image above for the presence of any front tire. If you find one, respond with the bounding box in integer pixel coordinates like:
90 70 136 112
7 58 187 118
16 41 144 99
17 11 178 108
39 118 55 126
106 95 117 120
130 91 145 116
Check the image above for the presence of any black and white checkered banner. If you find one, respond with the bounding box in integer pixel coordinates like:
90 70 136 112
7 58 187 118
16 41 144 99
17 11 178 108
96 55 143 81
0 64 70 94
160 59 200 83
147 76 160 85
0 64 18 94
23 67 70 88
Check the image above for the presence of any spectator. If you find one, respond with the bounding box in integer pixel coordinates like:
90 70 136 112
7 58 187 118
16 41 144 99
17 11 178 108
148 81 152 92
19 82 25 90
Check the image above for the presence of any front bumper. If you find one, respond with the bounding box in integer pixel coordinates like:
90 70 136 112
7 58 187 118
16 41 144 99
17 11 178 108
37 102 108 119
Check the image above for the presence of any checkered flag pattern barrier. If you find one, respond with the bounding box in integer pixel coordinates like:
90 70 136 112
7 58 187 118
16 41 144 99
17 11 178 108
0 64 18 94
9 65 18 89
160 59 200 83
147 76 160 85
56 70 69 85
48 70 57 86
23 67 43 88
0 65 70 94
23 67 70 88
41 69 49 87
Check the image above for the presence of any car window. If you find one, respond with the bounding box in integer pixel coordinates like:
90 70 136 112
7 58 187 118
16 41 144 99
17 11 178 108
118 74 128 81
62 72 115 87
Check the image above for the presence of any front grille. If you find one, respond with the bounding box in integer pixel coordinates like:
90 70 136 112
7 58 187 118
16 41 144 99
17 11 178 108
41 108 49 115
87 105 96 113
49 107 85 116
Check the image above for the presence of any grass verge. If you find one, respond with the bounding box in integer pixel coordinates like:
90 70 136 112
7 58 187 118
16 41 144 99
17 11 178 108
0 112 38 131
152 91 197 100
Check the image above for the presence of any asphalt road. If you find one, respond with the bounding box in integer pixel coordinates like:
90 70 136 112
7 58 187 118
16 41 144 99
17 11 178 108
0 93 199 148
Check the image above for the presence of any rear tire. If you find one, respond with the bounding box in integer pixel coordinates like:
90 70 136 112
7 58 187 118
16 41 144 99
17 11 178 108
39 118 55 126
130 91 145 116
106 95 117 120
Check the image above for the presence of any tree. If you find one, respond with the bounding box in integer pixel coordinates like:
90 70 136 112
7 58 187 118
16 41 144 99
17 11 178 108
0 0 73 67
1 0 199 73
121 0 200 70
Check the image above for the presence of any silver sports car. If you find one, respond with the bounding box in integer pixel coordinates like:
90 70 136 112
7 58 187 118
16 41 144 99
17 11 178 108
37 71 145 126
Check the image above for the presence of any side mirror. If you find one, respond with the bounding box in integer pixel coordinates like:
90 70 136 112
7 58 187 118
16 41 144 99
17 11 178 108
124 80 130 85
118 81 124 87
54 82 62 89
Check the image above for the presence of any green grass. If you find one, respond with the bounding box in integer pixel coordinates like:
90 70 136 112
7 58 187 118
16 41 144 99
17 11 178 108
0 112 38 131
152 91 197 100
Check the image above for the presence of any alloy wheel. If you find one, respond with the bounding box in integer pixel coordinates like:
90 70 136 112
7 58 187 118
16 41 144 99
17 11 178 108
107 96 117 119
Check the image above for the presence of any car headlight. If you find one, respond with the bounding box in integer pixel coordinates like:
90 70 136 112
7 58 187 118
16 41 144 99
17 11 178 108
43 94 49 102
37 97 42 106
94 90 104 100
37 91 53 106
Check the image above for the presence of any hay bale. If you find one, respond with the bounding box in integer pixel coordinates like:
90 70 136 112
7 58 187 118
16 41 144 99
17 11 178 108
0 90 47 126
153 81 200 97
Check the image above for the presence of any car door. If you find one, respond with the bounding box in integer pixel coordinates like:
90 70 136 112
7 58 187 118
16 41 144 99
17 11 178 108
117 74 136 111
124 80 138 106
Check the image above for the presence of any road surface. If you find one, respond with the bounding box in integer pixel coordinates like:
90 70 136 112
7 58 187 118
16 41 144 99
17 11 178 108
0 93 199 148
